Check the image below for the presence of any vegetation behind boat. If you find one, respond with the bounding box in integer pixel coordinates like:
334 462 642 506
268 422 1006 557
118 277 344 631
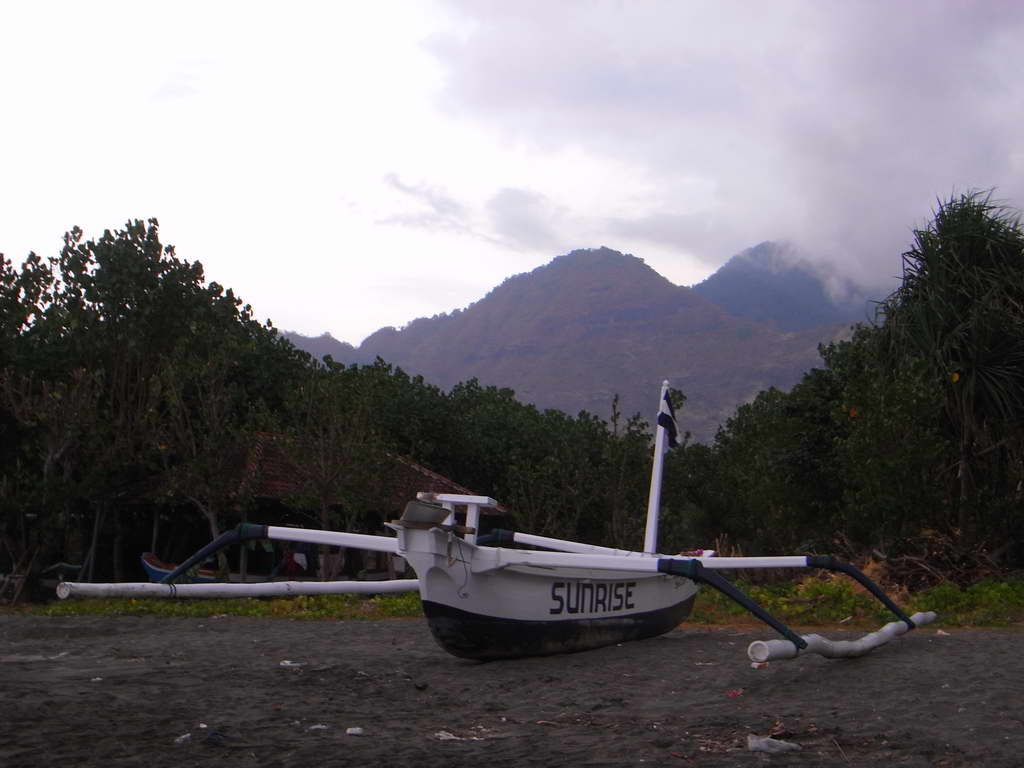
4 193 1024 594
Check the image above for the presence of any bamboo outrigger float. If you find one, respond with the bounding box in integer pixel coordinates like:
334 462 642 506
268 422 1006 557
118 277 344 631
58 381 935 663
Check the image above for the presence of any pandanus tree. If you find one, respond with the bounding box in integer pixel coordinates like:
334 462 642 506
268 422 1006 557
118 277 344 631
878 192 1024 534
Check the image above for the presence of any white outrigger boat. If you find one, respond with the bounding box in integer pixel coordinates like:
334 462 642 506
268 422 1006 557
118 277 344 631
58 382 935 663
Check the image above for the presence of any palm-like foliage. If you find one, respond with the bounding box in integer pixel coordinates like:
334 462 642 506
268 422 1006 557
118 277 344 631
879 192 1024 527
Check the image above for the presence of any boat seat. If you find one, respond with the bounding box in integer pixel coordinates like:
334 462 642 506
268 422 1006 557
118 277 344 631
391 518 476 535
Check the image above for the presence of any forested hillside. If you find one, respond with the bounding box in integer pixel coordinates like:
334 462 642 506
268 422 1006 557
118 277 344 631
288 246 850 441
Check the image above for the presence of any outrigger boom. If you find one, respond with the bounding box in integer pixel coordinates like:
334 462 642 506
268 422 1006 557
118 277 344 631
57 379 936 663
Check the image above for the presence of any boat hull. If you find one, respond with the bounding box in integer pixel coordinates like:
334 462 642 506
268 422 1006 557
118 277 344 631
396 526 699 660
422 593 695 660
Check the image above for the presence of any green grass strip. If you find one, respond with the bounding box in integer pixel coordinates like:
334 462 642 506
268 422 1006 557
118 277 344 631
4 577 1023 627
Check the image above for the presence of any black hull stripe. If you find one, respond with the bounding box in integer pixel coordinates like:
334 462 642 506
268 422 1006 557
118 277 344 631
421 595 696 661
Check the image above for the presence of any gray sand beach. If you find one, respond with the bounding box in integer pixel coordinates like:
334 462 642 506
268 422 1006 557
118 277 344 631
1 616 1021 767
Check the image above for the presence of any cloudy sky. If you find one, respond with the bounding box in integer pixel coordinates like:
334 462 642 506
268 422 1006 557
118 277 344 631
3 1 1023 345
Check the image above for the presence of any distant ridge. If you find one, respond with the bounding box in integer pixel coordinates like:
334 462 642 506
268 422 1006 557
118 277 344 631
287 245 857 441
691 241 869 331
280 332 364 365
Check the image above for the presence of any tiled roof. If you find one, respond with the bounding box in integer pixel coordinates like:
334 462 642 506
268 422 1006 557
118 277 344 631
241 433 480 514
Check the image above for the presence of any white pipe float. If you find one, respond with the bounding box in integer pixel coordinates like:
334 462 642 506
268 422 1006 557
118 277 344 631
747 611 938 662
56 579 420 600
264 526 400 552
507 531 655 557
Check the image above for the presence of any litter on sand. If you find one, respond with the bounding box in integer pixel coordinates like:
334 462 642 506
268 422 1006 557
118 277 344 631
747 734 802 753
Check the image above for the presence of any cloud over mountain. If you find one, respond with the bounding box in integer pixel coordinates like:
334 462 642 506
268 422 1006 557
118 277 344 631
428 1 1024 294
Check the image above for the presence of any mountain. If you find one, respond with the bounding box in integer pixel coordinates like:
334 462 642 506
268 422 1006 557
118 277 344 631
691 241 871 331
285 246 853 441
280 331 366 366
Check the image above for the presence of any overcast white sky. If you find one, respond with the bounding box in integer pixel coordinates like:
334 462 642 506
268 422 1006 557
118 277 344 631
3 1 1023 345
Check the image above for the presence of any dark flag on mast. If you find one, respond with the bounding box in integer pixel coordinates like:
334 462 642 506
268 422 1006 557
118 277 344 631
657 388 679 449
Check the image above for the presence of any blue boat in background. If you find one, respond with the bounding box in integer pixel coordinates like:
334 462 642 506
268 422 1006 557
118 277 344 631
140 553 220 583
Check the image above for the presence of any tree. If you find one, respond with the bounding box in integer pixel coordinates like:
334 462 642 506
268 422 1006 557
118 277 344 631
0 368 102 570
0 251 54 370
346 358 454 472
1 219 310 577
281 362 389 535
157 349 264 572
500 408 611 542
822 327 949 547
601 395 660 550
1 250 60 565
879 192 1024 535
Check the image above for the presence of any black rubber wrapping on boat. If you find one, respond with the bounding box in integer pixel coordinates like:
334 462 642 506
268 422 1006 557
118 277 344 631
474 529 516 548
657 558 808 650
807 555 916 630
159 523 268 584
237 522 269 541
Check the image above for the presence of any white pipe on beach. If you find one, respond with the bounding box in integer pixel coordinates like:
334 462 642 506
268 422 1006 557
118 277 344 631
747 611 938 662
56 579 420 600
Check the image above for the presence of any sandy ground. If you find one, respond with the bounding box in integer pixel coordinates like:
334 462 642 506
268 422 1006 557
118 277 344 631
1 615 1022 767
